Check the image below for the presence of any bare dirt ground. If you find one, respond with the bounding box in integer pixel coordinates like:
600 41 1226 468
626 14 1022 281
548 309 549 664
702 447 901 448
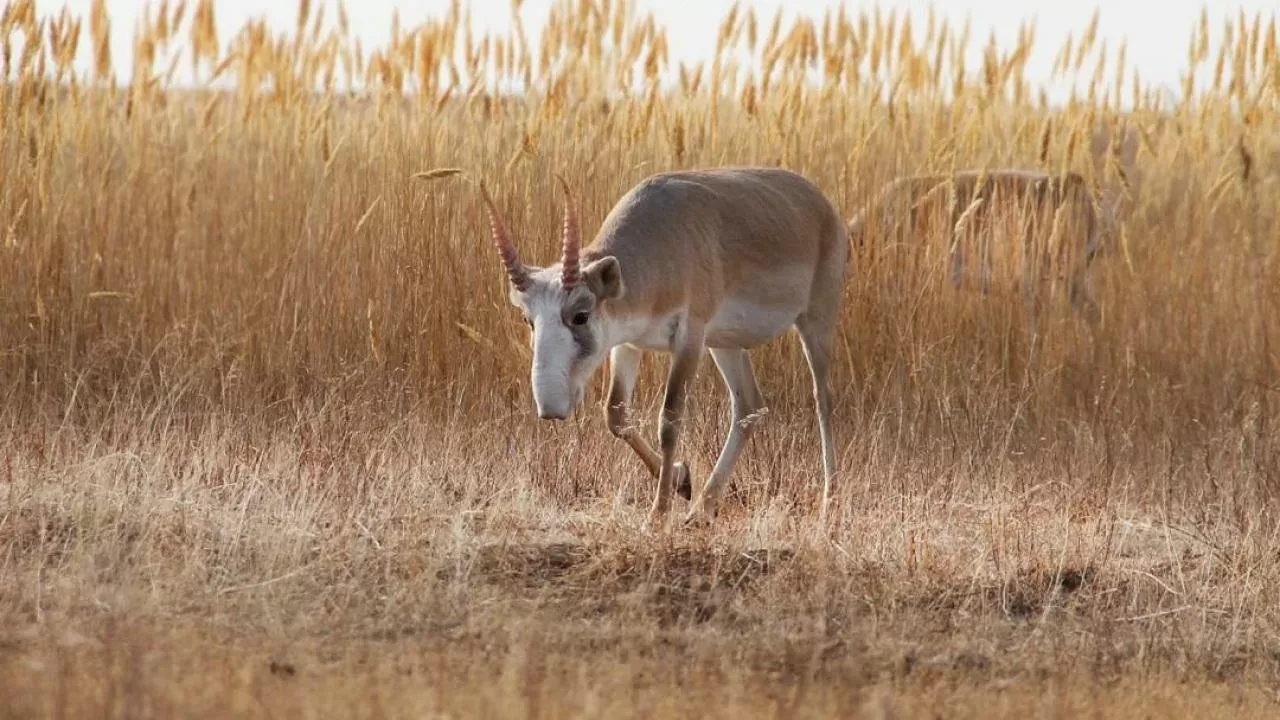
2 409 1278 718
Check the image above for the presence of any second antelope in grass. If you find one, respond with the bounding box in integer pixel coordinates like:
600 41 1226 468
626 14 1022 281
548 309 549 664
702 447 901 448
479 168 850 528
849 169 1107 324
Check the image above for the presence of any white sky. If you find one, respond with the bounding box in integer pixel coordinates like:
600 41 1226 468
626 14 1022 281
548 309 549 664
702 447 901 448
36 1 1279 102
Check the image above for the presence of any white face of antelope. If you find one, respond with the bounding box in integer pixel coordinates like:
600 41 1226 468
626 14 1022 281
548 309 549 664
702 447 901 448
510 260 624 420
478 176 626 421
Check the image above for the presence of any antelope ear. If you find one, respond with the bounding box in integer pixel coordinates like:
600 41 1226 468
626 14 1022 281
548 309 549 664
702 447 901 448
582 256 624 301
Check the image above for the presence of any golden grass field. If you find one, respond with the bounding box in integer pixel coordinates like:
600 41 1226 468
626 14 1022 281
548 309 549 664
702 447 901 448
3 0 1280 716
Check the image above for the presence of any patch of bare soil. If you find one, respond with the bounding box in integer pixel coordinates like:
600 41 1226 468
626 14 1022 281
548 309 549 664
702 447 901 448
456 541 797 626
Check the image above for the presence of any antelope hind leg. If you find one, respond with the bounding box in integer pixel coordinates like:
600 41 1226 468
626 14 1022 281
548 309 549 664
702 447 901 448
684 348 767 526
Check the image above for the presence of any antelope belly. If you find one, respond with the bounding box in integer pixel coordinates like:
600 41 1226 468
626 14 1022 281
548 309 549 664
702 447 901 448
705 295 803 349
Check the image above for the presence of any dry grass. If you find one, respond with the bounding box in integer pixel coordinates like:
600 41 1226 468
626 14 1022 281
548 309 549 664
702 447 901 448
2 0 1280 716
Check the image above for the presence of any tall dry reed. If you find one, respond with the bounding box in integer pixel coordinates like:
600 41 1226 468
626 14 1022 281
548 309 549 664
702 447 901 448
0 0 1277 494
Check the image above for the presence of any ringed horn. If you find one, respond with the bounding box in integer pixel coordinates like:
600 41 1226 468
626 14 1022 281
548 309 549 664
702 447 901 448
478 176 582 291
556 173 582 288
478 180 532 292
478 178 583 289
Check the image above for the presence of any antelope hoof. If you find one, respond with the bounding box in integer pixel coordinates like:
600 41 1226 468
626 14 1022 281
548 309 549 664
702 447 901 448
643 507 670 534
818 495 833 526
682 502 716 529
675 461 692 501
644 495 673 533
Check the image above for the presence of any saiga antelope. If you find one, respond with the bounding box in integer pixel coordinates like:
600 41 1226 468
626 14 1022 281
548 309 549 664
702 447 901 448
478 168 850 528
848 169 1107 326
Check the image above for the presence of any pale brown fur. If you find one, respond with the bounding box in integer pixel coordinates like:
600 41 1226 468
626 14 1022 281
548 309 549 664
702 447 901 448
585 168 847 328
1091 121 1143 236
486 167 850 528
590 168 849 527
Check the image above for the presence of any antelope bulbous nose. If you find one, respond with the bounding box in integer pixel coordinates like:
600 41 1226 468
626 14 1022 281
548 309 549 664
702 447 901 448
537 407 569 421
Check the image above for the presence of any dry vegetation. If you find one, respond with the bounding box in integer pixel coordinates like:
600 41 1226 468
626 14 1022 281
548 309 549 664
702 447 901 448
2 0 1280 716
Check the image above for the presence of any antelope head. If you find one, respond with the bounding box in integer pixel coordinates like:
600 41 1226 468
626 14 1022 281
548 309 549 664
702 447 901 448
479 176 625 420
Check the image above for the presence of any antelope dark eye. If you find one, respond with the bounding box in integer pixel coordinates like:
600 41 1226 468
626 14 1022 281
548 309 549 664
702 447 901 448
570 312 590 326
523 317 533 329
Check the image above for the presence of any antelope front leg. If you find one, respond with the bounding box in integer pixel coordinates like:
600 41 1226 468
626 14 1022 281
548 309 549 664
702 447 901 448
646 329 704 530
604 345 692 501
